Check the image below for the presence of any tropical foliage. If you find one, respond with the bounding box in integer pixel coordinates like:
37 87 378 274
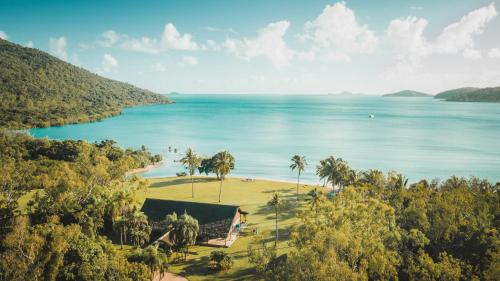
213 151 235 202
164 211 199 260
208 250 234 271
267 193 284 246
180 148 201 198
290 155 307 201
0 130 163 280
252 156 499 281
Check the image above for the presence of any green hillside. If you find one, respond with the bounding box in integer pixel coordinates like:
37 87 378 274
0 39 171 129
434 87 479 99
383 90 432 97
445 87 500 103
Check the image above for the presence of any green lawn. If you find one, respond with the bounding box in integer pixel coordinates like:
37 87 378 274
134 176 319 281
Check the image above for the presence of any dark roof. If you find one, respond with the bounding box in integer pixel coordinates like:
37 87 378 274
141 198 240 226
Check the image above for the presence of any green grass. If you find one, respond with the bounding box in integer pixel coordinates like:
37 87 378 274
135 176 318 281
16 176 320 280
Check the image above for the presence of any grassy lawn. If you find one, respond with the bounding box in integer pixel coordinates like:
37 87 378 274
134 176 319 281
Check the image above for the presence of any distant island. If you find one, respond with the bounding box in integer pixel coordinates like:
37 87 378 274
0 38 171 129
435 87 500 103
328 91 365 96
383 90 432 97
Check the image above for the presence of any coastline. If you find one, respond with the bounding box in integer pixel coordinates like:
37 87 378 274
144 173 333 190
127 162 163 176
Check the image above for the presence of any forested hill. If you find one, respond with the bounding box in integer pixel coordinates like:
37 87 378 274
382 90 432 97
440 87 500 103
434 87 479 99
0 38 171 129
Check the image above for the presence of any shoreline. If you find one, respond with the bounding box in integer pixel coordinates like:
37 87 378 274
144 173 333 190
129 162 330 187
126 162 163 175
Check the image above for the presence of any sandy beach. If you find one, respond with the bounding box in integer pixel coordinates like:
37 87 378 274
126 162 163 176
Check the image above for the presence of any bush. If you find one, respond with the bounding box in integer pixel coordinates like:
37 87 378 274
209 250 234 271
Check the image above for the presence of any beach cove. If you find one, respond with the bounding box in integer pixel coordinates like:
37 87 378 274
30 94 500 183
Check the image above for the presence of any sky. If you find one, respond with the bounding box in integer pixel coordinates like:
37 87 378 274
1 0 500 94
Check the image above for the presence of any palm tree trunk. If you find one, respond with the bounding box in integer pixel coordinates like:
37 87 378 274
191 174 194 198
296 172 300 201
275 209 278 246
218 179 223 202
120 227 123 249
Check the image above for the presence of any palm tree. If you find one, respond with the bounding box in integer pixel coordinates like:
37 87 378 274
139 245 169 278
290 155 307 201
316 159 328 187
396 173 409 189
306 188 323 210
111 190 135 248
306 188 323 223
213 151 235 202
321 156 352 193
127 210 152 247
164 211 199 260
180 148 201 198
268 193 283 246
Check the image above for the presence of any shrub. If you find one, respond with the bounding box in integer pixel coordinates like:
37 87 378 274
209 250 234 271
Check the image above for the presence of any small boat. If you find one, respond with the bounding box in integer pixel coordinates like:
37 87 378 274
369 114 375 118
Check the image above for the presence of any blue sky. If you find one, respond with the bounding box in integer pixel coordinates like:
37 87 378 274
1 0 500 94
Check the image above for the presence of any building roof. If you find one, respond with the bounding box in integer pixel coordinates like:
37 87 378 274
141 198 240 226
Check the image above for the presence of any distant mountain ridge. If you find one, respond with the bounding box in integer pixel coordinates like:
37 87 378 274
383 90 432 97
0 38 171 129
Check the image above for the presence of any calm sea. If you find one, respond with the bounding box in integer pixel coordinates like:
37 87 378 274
30 95 500 184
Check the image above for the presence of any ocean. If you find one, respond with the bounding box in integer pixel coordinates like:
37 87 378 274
30 94 500 184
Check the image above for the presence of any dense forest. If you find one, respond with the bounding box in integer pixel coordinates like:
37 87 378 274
0 39 171 129
434 87 479 99
442 87 500 103
0 130 166 281
250 159 500 281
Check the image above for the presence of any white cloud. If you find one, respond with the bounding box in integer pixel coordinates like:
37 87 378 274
302 2 378 60
434 2 497 54
488 48 500 58
115 23 198 54
101 53 118 72
181 56 198 66
462 48 481 60
49 37 68 60
121 37 160 54
98 30 120 47
225 21 294 68
205 39 221 51
386 16 429 67
386 2 497 69
153 63 166 72
0 30 7 40
25 41 34 48
161 23 198 50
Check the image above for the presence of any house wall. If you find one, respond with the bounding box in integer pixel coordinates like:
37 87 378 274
226 211 241 240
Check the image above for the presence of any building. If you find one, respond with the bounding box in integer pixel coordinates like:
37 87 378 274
140 198 247 247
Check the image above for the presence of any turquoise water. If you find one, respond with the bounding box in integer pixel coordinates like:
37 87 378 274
30 95 500 184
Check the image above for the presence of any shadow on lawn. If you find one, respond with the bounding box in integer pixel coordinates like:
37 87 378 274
261 188 294 194
149 177 219 188
253 197 305 222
